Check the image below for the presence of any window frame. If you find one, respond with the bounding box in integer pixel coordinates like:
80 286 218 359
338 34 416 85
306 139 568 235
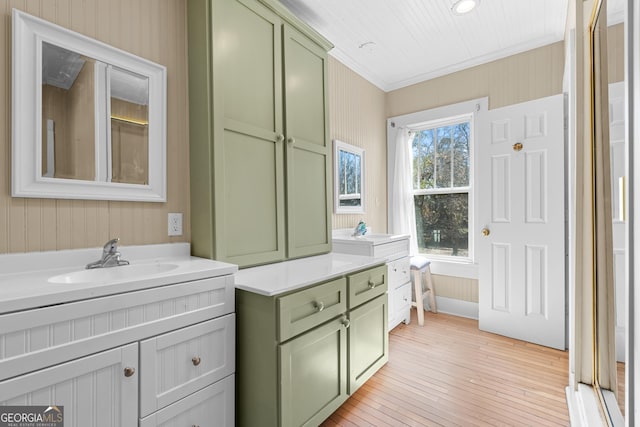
410 113 474 263
333 139 365 214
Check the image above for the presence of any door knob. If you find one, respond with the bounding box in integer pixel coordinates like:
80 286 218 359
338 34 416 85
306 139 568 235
513 142 523 152
481 228 490 237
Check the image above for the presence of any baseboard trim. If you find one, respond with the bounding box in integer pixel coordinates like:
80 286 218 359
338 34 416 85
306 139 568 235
434 296 478 320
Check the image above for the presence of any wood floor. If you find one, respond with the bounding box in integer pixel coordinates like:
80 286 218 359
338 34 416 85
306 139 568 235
321 311 570 426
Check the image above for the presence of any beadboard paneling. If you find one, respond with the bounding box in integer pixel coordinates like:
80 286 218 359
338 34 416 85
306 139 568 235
431 274 478 303
0 0 190 254
329 57 388 233
386 41 565 118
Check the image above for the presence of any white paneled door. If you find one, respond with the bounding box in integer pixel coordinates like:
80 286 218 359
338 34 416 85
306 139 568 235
477 94 565 350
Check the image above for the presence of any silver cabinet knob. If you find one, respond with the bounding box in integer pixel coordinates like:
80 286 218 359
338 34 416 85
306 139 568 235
341 316 350 329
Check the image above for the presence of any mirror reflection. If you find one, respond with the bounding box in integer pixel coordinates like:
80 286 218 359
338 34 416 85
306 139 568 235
110 67 149 185
41 42 150 185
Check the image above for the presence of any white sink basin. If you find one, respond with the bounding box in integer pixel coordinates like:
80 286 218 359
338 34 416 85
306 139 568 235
48 263 179 284
357 233 395 241
332 231 410 261
334 233 405 242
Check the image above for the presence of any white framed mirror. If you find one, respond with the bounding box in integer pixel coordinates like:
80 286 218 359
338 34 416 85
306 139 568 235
12 9 167 202
333 139 365 214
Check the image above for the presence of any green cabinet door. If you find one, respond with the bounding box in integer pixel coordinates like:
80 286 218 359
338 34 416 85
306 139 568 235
189 0 333 267
283 25 332 259
279 316 348 427
189 0 286 267
213 0 287 266
348 294 389 393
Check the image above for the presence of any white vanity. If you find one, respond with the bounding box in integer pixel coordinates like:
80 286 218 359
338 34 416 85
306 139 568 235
0 243 236 427
332 230 411 330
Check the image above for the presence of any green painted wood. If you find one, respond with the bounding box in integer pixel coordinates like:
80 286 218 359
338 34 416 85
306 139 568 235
283 25 332 259
277 277 347 342
347 265 388 309
236 265 387 427
279 316 348 427
187 0 216 260
214 0 286 267
235 289 279 427
348 294 389 394
189 0 333 267
251 0 333 51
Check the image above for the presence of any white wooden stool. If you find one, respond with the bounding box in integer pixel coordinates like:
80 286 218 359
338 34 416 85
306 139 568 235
410 256 437 326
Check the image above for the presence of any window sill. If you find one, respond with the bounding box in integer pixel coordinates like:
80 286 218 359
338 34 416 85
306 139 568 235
428 259 478 280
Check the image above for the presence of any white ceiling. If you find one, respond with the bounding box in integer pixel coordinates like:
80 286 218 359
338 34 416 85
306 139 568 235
279 0 626 92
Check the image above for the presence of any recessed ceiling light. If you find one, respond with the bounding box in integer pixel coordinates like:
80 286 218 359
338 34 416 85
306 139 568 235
451 0 480 15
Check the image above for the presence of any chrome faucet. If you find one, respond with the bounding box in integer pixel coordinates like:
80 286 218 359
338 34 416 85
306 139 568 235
86 238 130 269
353 220 367 237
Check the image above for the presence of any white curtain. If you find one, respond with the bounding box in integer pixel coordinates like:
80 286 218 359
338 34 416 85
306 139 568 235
390 128 419 256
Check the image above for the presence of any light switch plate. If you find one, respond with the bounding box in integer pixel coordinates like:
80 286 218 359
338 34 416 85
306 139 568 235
168 213 183 236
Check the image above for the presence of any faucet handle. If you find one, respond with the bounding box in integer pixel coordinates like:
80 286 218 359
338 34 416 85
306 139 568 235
103 238 120 254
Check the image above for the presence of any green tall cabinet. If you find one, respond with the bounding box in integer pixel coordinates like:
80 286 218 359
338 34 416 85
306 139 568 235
188 0 333 268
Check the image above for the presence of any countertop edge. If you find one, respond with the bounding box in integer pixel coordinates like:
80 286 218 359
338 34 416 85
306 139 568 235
0 256 238 314
234 253 385 297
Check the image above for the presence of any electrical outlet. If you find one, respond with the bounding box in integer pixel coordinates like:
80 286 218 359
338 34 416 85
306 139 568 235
168 213 183 236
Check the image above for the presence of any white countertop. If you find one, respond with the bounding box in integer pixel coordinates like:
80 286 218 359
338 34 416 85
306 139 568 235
234 252 385 296
0 243 237 314
332 234 410 246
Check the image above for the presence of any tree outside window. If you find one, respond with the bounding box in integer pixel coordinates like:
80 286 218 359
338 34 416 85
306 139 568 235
412 119 471 259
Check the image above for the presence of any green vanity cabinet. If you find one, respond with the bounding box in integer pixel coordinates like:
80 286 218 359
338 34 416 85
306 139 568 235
348 294 389 393
236 264 389 427
188 0 333 268
280 316 349 427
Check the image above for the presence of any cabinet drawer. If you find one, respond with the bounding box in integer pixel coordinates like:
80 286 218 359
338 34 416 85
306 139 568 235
347 265 387 309
372 239 409 261
398 282 412 310
277 278 347 342
0 275 234 380
388 256 410 287
140 314 235 417
140 375 234 427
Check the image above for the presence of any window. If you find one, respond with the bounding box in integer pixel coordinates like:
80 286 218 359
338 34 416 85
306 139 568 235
411 117 472 260
334 139 365 214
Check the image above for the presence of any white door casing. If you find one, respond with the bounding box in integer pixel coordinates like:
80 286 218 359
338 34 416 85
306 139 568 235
477 94 565 350
609 81 626 362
